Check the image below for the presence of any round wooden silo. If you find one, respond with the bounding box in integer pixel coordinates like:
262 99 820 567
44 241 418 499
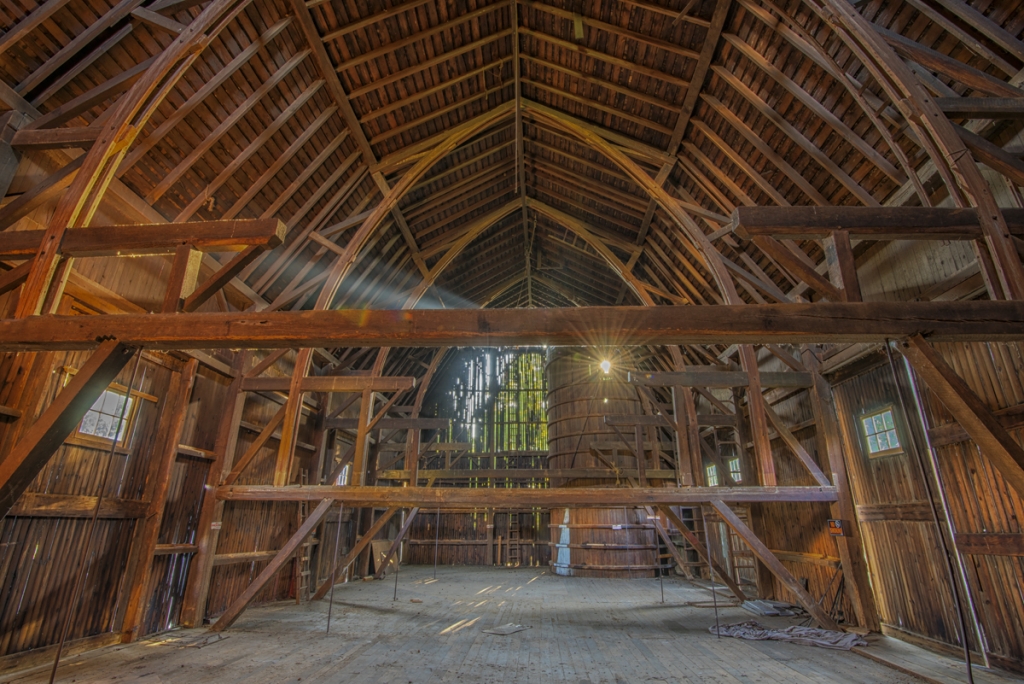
546 349 657 578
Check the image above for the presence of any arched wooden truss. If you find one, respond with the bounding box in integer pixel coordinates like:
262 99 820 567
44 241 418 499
1 0 1024 669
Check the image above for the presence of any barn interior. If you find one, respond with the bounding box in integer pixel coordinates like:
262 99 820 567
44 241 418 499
1 0 1024 681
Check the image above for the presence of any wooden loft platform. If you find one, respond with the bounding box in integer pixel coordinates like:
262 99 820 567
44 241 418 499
0 0 1023 680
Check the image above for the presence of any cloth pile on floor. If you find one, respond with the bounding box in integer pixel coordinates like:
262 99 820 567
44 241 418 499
709 620 868 650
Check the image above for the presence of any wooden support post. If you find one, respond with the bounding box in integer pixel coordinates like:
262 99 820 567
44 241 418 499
0 339 135 517
634 424 648 486
180 353 247 628
485 509 494 565
899 334 1024 500
823 230 862 302
210 498 334 632
273 348 311 487
161 244 202 313
373 507 420 578
351 388 373 486
311 506 400 600
709 500 840 631
671 389 696 485
803 346 880 631
739 347 776 486
657 505 747 601
120 359 198 642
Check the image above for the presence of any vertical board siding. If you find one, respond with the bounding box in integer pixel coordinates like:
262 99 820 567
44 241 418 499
912 341 1024 671
0 353 174 656
831 358 972 651
756 388 852 619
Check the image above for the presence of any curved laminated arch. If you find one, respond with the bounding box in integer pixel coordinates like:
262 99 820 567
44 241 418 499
520 102 742 307
813 0 1024 301
15 0 254 317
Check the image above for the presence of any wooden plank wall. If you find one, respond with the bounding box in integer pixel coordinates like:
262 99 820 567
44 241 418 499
140 366 232 636
831 358 978 655
753 387 852 620
203 383 318 618
911 341 1024 673
0 349 175 656
407 510 550 567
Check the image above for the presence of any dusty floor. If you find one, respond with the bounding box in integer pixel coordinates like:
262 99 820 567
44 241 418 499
4 566 1002 683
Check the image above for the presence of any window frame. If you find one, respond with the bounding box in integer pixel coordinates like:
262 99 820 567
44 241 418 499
61 367 155 449
860 405 904 459
706 464 719 487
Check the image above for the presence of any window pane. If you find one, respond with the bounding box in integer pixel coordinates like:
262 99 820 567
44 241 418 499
94 414 111 439
80 411 99 436
876 432 889 451
89 394 106 412
882 411 895 430
886 429 900 449
868 435 879 453
873 415 886 433
862 417 875 435
99 391 120 414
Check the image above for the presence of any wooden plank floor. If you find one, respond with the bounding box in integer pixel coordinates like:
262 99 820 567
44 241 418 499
2 566 1013 683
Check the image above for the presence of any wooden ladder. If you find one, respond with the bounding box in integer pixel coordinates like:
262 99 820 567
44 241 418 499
507 510 520 567
295 469 314 602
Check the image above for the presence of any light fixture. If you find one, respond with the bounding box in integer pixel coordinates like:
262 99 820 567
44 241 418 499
599 359 611 374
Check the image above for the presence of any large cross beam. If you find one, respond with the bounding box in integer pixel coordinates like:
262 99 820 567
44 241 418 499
0 301 1022 352
216 485 839 507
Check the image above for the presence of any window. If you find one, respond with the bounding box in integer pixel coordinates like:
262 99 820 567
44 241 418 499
862 408 901 457
706 464 719 487
78 388 135 444
727 458 742 483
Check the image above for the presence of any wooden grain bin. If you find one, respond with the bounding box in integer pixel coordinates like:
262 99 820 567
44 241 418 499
546 349 656 578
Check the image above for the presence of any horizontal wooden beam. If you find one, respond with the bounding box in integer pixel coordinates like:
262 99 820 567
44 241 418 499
8 492 148 518
955 533 1024 556
378 469 679 480
732 206 1024 241
0 219 287 258
326 417 448 430
212 550 280 566
2 302 1024 352
378 442 473 452
216 485 838 507
11 125 102 150
629 371 812 388
935 97 1024 119
240 376 415 393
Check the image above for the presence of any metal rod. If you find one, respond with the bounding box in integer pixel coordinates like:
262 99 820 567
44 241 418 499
392 534 401 601
50 349 143 684
432 505 440 579
885 341 974 684
326 502 343 634
659 545 665 604
701 506 720 639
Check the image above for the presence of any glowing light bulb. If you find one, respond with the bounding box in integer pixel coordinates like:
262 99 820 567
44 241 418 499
599 360 611 374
